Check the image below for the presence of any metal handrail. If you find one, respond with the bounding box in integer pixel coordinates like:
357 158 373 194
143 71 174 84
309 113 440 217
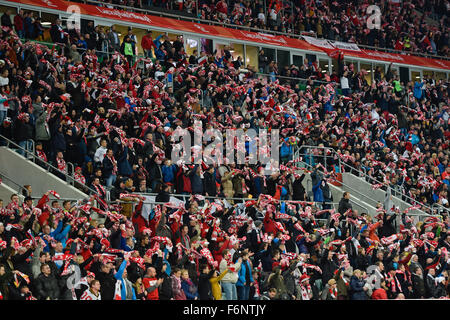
0 170 28 196
74 0 450 61
0 134 96 195
294 148 393 214
296 145 436 214
306 175 371 215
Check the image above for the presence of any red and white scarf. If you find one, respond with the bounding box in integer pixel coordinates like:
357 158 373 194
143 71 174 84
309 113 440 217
93 184 106 197
388 274 402 293
56 157 66 173
36 150 47 162
107 155 118 175
329 287 338 299
300 283 312 300
74 172 86 184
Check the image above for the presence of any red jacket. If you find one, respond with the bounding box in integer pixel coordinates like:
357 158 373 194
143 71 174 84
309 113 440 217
132 201 150 234
141 35 155 51
371 288 388 300
143 277 159 300
36 194 50 226
14 14 23 32
263 211 277 235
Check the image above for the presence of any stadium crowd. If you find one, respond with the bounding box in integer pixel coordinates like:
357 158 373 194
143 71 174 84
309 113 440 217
62 0 450 57
0 3 448 300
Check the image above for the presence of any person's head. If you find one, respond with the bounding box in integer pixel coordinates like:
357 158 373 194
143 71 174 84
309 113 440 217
343 192 350 200
10 194 19 203
41 263 51 276
395 293 405 300
181 269 189 280
125 178 133 189
172 267 181 278
39 251 48 263
268 288 277 299
107 149 113 158
146 266 156 278
90 279 101 292
0 264 5 276
181 224 189 235
55 242 63 253
328 278 337 288
376 261 384 271
100 139 107 148
353 269 362 279
24 196 33 207
63 200 71 211
201 264 210 274
428 268 436 276
101 262 113 274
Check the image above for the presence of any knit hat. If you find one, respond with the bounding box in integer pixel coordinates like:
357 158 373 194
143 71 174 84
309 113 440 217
300 273 310 283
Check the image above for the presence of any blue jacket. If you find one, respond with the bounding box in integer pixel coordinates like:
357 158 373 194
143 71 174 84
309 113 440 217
236 260 254 287
42 221 71 252
115 259 137 300
118 147 133 176
312 180 324 202
181 279 199 300
162 164 177 183
280 139 293 159
414 81 424 100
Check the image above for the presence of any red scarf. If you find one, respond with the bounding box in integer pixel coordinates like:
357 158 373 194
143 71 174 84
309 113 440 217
36 150 47 162
108 155 118 175
56 157 66 173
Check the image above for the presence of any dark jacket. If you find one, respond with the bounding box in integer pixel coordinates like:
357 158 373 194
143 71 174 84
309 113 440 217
411 273 426 298
94 267 117 300
338 197 352 214
35 273 61 300
349 275 367 300
292 174 306 200
158 272 173 300
102 155 116 178
190 166 204 195
198 269 214 300
203 171 217 196
14 119 34 142
320 249 339 284
380 212 397 238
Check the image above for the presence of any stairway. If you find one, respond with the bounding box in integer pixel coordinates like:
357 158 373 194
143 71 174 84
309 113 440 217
0 146 88 200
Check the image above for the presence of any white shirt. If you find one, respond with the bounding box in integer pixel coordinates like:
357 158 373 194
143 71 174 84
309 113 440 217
258 12 266 23
80 289 101 300
0 76 9 87
340 76 349 89
371 109 379 124
94 146 107 163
